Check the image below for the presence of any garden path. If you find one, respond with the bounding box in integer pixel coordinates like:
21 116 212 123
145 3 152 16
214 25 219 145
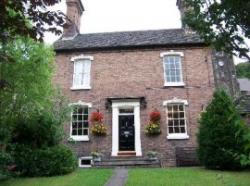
105 168 128 186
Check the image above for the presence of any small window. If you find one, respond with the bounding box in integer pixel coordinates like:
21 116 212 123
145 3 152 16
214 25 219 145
79 157 92 168
71 105 89 141
163 55 184 86
166 103 189 139
72 59 91 89
119 108 134 114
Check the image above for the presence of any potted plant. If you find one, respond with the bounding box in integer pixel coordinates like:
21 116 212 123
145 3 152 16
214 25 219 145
147 151 158 160
145 110 161 135
90 111 107 136
91 151 103 162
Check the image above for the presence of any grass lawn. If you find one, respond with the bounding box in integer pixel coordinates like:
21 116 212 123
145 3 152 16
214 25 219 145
126 167 250 186
1 169 112 186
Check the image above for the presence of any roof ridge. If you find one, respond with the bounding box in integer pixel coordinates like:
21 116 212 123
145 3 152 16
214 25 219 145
76 28 184 36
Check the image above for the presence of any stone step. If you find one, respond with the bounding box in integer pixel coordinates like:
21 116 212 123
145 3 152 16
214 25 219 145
93 158 161 168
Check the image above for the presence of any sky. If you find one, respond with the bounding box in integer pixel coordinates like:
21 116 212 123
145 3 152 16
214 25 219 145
44 0 181 43
44 0 248 64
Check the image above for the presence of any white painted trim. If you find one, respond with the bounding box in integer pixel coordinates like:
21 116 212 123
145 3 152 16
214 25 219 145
70 136 89 141
69 101 92 108
163 98 188 106
69 102 92 141
163 99 189 140
167 133 189 140
111 101 142 156
79 156 93 168
70 86 92 90
71 55 93 90
70 54 94 62
161 52 184 87
160 50 184 57
164 82 185 87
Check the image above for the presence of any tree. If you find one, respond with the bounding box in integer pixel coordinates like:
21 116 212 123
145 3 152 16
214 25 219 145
184 0 250 60
0 0 65 42
0 37 75 177
198 90 249 170
236 62 250 79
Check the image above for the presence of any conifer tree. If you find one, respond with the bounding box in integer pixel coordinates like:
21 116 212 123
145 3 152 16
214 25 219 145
198 90 248 170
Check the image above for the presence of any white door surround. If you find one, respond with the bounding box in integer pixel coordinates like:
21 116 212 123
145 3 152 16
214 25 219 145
111 101 142 156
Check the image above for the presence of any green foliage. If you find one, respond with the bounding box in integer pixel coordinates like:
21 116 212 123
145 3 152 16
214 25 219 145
184 0 250 60
0 37 54 118
197 89 249 170
0 37 74 177
0 0 64 42
13 145 77 177
236 62 250 79
0 151 13 180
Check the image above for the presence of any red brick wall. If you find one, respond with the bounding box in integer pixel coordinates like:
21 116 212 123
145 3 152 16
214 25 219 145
54 46 215 166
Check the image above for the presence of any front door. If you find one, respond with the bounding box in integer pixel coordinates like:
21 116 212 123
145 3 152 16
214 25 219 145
119 115 135 151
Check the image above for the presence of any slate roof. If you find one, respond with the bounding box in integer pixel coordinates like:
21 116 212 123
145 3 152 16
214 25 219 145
238 78 250 92
54 29 204 51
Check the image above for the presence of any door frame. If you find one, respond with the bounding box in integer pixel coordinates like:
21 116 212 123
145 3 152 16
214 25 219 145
111 101 142 156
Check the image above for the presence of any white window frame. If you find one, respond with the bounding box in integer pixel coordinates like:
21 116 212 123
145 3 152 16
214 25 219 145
78 156 93 168
69 101 92 141
70 55 93 90
163 98 189 140
160 51 185 87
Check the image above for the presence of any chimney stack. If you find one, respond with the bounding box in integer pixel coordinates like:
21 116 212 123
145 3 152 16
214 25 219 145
63 0 84 38
176 0 192 32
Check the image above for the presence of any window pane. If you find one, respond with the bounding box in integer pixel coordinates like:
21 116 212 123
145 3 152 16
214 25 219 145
77 122 83 128
164 55 182 83
168 120 173 126
83 107 88 114
173 112 178 118
83 121 88 128
78 115 83 121
83 114 88 120
72 122 77 129
169 127 173 133
71 105 89 137
83 129 88 135
174 127 180 133
180 119 185 126
78 129 83 135
166 103 186 135
180 127 186 133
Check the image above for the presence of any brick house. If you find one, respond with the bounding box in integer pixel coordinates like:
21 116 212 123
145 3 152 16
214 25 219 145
53 0 238 167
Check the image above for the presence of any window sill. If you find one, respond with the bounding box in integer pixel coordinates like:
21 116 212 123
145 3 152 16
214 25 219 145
167 134 189 140
69 136 89 142
164 82 185 87
70 86 91 90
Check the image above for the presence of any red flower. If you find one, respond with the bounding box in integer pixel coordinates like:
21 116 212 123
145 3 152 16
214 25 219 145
90 111 104 123
150 110 161 122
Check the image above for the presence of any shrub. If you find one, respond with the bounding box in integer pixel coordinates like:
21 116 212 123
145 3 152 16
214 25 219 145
11 111 64 149
0 151 13 180
13 144 77 177
198 90 249 170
